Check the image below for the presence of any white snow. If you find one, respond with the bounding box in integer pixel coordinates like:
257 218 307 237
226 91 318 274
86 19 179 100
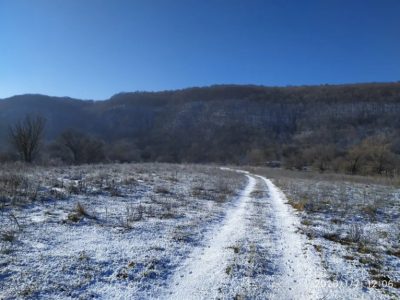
256 175 328 299
1 164 394 299
162 170 382 299
164 175 256 299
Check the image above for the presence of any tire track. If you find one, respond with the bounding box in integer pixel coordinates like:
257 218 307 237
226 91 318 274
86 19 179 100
163 174 256 299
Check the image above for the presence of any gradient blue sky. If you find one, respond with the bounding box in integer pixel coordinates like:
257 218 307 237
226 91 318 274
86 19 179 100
1 0 399 99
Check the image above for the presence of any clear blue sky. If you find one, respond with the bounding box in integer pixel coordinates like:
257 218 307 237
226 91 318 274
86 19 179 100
1 0 399 99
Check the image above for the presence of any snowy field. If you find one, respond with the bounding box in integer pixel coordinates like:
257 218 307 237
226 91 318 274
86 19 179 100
250 167 400 299
0 163 399 299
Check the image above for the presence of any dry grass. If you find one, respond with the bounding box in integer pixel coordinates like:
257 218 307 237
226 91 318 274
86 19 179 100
248 165 399 295
247 166 400 187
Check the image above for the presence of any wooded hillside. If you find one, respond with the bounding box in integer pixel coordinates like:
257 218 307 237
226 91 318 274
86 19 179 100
1 82 400 175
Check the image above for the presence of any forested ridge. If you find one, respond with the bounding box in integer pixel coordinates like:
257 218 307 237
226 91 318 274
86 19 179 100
1 82 400 175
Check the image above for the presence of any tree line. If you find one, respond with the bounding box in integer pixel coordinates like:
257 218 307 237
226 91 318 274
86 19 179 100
4 113 400 177
1 83 400 176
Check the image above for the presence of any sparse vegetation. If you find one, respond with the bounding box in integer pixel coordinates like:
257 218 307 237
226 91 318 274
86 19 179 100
252 166 400 297
0 163 244 298
0 162 398 298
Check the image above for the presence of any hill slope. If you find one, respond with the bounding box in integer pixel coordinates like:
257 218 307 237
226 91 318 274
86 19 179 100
1 83 400 169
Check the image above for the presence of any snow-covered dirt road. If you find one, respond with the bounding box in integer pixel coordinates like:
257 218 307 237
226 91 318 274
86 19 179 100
164 174 256 299
163 170 378 300
257 175 327 300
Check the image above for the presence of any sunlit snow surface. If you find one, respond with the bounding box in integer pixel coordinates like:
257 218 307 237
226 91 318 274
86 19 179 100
0 164 398 299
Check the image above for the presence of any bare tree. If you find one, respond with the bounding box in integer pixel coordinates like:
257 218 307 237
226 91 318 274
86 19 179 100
52 129 105 164
9 115 46 163
59 129 86 163
359 135 397 175
346 145 364 175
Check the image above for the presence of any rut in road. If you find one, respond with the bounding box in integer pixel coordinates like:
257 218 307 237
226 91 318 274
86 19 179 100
163 173 256 299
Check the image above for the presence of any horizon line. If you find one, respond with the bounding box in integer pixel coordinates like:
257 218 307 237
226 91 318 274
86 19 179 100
1 80 399 101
